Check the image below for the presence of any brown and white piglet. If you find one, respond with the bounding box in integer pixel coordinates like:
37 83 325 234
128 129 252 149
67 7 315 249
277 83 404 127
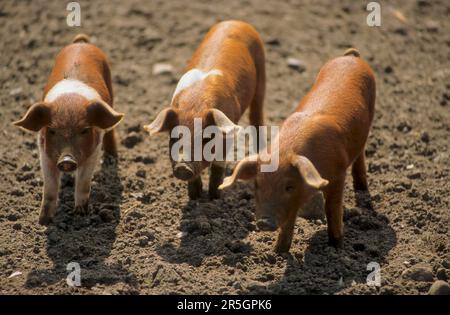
220 48 376 253
144 20 265 199
14 34 124 225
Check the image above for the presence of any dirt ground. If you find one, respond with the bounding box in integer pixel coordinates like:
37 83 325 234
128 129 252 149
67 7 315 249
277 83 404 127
0 0 449 295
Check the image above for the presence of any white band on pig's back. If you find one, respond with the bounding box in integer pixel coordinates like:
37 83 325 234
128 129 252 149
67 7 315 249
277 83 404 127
171 68 223 103
44 79 101 102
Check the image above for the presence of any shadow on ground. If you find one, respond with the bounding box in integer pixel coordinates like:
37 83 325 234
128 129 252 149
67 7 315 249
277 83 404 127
156 179 256 268
25 157 137 289
244 190 397 294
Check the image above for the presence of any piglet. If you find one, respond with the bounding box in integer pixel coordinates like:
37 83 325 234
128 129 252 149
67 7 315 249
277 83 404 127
220 48 376 253
144 20 265 199
14 34 124 225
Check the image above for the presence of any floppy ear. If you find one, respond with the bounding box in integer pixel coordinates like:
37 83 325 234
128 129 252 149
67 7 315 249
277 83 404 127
207 108 242 135
13 102 51 132
291 155 328 190
219 155 258 190
143 108 178 135
86 100 124 130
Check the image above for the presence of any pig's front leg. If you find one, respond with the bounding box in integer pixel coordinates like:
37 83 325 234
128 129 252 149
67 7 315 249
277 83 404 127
274 211 297 254
75 148 99 215
324 176 345 248
188 176 203 200
209 162 225 199
39 154 60 225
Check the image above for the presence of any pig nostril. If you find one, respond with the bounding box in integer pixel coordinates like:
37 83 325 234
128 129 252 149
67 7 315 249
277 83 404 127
57 162 77 172
173 164 194 181
57 156 77 173
256 218 277 231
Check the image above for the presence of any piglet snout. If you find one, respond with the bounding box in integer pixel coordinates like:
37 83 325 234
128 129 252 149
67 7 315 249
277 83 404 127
57 155 78 173
173 163 194 181
256 217 277 231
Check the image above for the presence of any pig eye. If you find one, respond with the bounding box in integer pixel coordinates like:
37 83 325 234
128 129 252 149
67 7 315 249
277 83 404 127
80 127 91 135
285 185 295 193
48 128 56 136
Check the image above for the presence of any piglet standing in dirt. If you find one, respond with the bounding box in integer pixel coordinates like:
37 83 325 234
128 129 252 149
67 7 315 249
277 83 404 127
220 49 376 253
14 34 124 225
144 20 266 200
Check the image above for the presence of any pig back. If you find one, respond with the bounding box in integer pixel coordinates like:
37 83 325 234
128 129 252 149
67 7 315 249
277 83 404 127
297 56 375 158
186 20 265 120
43 43 113 105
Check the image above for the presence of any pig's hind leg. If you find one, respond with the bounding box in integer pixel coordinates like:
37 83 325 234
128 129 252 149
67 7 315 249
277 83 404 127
249 64 266 151
75 148 100 215
351 151 368 191
249 87 264 128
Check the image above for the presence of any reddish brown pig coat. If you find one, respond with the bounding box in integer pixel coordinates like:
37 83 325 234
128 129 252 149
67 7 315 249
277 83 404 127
14 35 123 225
221 49 376 253
145 20 266 200
178 20 265 125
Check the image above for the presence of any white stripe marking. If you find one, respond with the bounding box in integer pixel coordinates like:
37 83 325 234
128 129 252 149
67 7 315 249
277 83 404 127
44 79 101 102
172 69 222 102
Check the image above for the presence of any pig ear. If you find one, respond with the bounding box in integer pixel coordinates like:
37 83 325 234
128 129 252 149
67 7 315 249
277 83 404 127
219 155 258 190
207 108 243 135
13 102 51 132
143 108 178 135
86 100 124 130
291 155 329 190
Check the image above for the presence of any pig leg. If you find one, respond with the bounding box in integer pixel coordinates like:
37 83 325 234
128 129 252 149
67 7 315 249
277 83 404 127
103 129 118 158
75 148 100 215
39 154 60 225
274 210 297 253
324 176 345 248
352 151 368 191
188 176 203 200
249 77 265 151
209 162 225 199
249 92 264 127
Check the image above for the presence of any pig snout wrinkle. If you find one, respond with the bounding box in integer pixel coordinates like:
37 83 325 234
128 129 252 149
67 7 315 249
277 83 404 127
57 155 78 173
256 217 277 231
173 163 194 181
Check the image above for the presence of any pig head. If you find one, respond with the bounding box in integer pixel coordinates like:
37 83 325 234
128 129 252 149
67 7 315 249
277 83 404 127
219 153 328 253
144 107 240 193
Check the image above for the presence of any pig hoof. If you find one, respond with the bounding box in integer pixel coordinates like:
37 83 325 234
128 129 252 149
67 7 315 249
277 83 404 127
188 187 203 200
353 182 368 191
328 236 343 248
274 243 291 254
188 191 201 200
209 189 221 200
75 202 90 216
38 215 53 226
188 178 203 199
